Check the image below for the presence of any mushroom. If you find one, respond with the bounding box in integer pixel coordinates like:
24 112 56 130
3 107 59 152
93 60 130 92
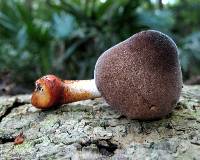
31 30 182 119
31 75 100 109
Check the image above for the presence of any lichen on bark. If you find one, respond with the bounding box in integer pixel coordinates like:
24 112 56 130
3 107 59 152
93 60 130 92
0 86 200 159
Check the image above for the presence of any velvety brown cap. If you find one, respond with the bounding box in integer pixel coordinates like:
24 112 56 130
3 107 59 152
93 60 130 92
94 30 182 120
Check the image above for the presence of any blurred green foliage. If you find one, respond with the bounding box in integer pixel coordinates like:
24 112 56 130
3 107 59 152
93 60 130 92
0 0 200 88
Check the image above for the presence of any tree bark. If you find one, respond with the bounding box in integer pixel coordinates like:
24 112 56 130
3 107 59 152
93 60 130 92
0 86 200 159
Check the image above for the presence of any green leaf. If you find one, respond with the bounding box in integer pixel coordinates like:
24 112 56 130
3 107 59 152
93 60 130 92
16 26 27 49
137 9 175 33
52 12 76 39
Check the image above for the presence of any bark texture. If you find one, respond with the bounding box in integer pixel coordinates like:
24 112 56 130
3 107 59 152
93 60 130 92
0 86 200 159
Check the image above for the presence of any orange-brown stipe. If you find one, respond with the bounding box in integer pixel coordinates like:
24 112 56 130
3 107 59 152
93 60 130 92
31 75 100 109
63 80 93 103
31 75 64 109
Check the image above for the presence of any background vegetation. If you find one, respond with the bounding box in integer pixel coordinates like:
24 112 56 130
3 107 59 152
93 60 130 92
0 0 200 94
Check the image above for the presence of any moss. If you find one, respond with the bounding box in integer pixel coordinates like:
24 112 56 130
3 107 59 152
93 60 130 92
1 86 200 159
0 128 5 135
13 141 33 153
39 114 59 128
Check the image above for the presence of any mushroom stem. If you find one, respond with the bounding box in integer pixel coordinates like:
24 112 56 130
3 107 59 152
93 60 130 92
31 75 101 109
63 79 101 102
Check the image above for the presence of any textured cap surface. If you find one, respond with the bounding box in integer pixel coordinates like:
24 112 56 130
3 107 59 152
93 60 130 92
94 30 182 120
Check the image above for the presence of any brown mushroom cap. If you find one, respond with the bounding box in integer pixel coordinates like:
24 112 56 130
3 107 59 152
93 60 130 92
94 30 182 120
